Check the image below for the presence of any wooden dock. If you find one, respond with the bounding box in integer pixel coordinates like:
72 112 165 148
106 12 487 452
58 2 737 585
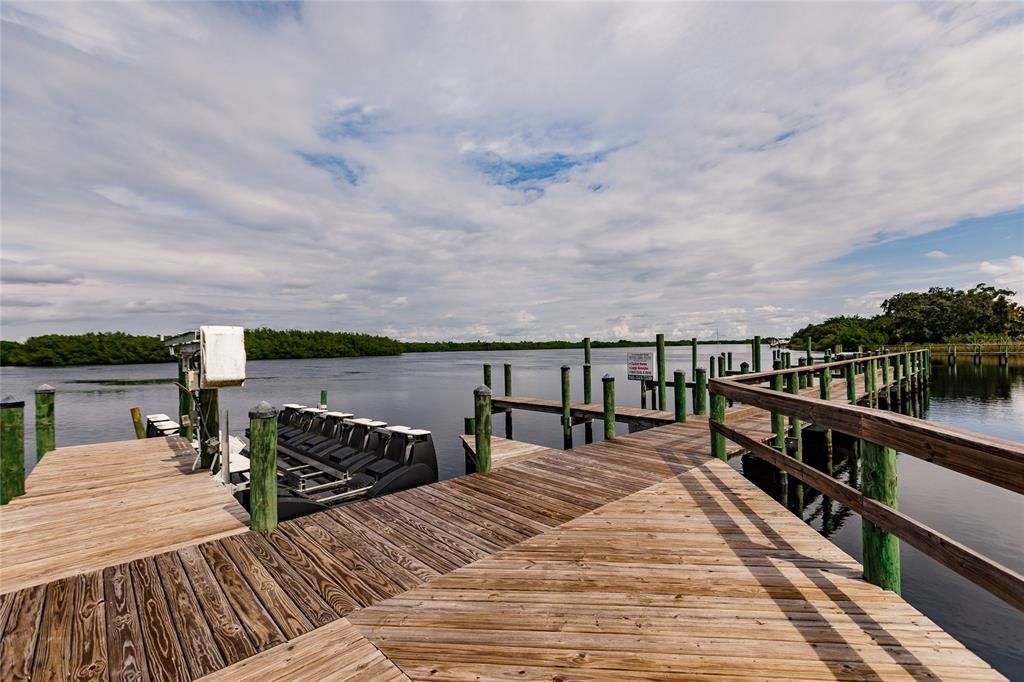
1 378 1006 682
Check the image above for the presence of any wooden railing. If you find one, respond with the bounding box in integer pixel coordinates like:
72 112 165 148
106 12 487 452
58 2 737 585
708 350 1024 611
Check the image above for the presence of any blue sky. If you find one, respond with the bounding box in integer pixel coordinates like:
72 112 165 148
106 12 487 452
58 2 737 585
1 2 1021 341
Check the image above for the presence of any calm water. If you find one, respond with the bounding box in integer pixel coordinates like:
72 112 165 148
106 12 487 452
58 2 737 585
2 349 1021 677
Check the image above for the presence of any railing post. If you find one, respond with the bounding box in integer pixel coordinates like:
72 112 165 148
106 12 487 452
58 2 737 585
893 352 903 405
1 396 26 505
805 335 813 365
694 368 707 416
560 365 572 450
35 384 55 462
474 385 492 472
862 439 901 593
819 365 833 455
583 363 592 404
130 406 146 439
602 375 616 440
248 401 279 534
797 358 807 390
178 366 193 440
656 333 666 409
863 356 872 403
752 335 762 372
770 362 787 499
846 362 857 404
785 370 803 511
504 363 513 439
319 388 328 410
673 370 687 423
881 355 889 397
483 364 492 389
709 389 727 461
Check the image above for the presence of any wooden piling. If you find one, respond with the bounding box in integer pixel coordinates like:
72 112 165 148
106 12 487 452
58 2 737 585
805 335 813 364
785 370 804 511
583 363 593 404
740 362 749 374
656 333 666 410
602 375 616 440
1 396 26 505
177 366 193 440
248 401 279 534
770 362 787 499
198 389 220 469
709 393 727 461
690 338 698 376
464 416 476 435
673 370 687 423
863 356 872 403
34 384 55 462
846 363 857 404
694 368 707 416
504 363 512 396
483 364 492 389
752 335 762 372
797 358 807 390
861 439 901 593
504 363 513 439
561 365 572 450
709 357 716 380
319 389 328 410
819 365 833 455
868 358 877 409
584 337 592 365
474 385 492 473
727 352 733 372
130 406 146 440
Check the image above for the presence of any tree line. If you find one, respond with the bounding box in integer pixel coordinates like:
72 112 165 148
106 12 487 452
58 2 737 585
792 284 1022 350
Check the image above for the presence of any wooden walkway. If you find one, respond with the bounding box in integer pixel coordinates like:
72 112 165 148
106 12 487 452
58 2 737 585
0 369 1004 680
460 435 558 469
0 437 248 594
492 395 675 427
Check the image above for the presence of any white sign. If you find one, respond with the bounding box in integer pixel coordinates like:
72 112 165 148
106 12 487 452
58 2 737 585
627 352 654 381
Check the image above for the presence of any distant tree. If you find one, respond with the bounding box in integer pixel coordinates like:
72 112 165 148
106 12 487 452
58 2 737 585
882 284 1022 342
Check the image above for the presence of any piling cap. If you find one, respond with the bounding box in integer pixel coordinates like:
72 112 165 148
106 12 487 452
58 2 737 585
249 400 278 419
561 365 570 371
583 362 591 368
474 384 492 397
35 384 55 394
674 369 685 378
1 395 25 409
602 374 615 382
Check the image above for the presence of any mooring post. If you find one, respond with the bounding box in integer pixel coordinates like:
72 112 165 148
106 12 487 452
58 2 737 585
483 364 492 389
863 356 872 404
845 362 857 404
870 358 879 408
673 370 687 423
797 358 807 390
464 416 476 435
709 357 716 380
893 352 903 404
130 407 146 439
770 361 787 500
710 389 727 462
694 368 707 416
862 438 901 593
504 363 513 439
881 355 889 396
319 389 328 410
583 363 594 444
560 365 572 450
602 375 616 441
656 333 666 409
806 335 813 364
752 335 762 372
740 361 749 374
177 366 193 440
584 337 592 365
690 338 698 376
785 370 803 512
1 396 26 505
727 351 733 372
198 389 220 469
819 365 833 455
474 385 492 472
248 401 279 534
34 384 55 462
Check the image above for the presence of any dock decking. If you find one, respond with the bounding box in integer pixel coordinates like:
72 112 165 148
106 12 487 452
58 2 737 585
0 369 1005 680
0 437 249 595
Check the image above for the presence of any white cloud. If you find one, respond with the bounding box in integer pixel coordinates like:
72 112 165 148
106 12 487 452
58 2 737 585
925 250 950 259
0 3 1021 340
980 256 1024 299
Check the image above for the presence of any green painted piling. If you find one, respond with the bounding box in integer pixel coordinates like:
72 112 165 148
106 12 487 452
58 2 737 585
819 365 833 454
34 384 55 462
130 407 146 440
177 366 193 440
864 356 872 401
474 385 492 472
753 336 762 372
583 363 592 404
464 416 476 435
893 352 903 404
727 352 733 372
881 356 889 393
691 338 698 375
248 401 279 534
740 362 749 374
797 358 807 390
561 365 572 450
483 364 492 389
710 392 727 461
861 439 901 593
673 370 687 423
694 368 707 416
198 389 220 469
806 336 813 363
602 375 616 441
1 397 26 505
771 363 785 453
868 358 878 408
656 334 666 410
718 354 726 378
846 363 857 404
584 337 592 365
504 364 512 397
320 389 328 409
709 357 716 380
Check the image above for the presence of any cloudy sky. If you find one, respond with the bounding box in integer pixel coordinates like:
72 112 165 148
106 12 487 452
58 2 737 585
2 2 1022 342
